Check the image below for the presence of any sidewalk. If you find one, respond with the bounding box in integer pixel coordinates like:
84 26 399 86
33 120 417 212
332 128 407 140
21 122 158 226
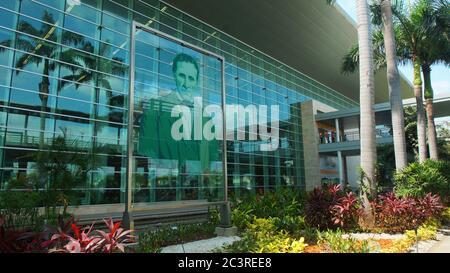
161 236 241 253
426 227 450 253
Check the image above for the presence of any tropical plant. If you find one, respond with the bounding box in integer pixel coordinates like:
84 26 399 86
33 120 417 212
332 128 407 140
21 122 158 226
374 0 408 170
345 0 450 163
137 221 219 253
327 0 378 228
230 188 305 230
46 218 134 253
26 133 99 217
372 192 444 233
417 0 449 160
221 218 307 253
0 175 41 232
331 192 363 229
394 160 449 200
317 229 372 253
305 184 362 230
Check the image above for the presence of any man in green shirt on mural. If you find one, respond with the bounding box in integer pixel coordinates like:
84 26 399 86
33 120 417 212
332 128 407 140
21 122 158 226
138 52 221 201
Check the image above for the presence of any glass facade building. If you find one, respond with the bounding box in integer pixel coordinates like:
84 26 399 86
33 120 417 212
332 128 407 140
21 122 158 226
0 0 358 208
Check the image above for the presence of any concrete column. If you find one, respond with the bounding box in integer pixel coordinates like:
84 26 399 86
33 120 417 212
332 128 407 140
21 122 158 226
335 118 344 188
337 151 344 188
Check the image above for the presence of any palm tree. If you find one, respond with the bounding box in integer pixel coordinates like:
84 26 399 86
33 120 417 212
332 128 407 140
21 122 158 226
0 11 83 149
327 0 377 227
417 0 450 160
343 0 448 163
378 0 408 170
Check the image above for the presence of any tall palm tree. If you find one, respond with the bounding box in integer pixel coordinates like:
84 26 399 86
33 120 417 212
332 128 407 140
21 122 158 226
0 11 83 149
327 0 377 227
343 0 448 163
417 0 450 160
378 0 408 170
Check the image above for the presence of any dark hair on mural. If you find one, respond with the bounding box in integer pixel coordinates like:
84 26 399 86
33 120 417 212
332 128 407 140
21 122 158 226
172 53 200 79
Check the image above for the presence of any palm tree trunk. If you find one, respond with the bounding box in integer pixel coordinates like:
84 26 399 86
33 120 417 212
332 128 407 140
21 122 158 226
357 0 376 227
413 60 427 162
422 65 438 160
380 0 407 170
38 58 50 150
39 97 47 148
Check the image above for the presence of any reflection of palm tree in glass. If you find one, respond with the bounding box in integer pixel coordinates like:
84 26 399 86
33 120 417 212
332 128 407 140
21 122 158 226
59 42 127 129
0 11 84 149
58 42 126 204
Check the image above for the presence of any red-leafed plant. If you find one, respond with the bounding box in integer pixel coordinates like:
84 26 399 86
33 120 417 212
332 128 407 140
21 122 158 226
331 192 363 230
372 192 445 233
306 184 361 230
0 215 47 253
48 218 134 253
96 218 134 253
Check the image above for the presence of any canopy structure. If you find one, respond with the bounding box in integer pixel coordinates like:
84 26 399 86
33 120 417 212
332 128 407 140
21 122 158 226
166 0 414 104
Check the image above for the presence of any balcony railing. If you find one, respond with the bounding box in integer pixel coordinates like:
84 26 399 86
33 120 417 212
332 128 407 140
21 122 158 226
318 128 392 145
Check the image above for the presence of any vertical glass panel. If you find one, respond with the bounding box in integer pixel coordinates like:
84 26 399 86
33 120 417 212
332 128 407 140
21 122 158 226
0 7 17 29
66 0 100 24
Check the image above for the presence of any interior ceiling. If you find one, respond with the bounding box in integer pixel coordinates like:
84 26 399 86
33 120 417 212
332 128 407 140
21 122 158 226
164 0 413 104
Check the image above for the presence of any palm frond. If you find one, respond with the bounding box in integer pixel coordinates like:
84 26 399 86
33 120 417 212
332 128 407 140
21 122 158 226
342 44 359 75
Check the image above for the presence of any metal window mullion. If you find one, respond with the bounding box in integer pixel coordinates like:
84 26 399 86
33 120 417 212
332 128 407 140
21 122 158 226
125 21 136 216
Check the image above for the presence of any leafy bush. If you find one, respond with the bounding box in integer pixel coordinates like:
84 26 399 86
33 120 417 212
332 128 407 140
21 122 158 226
404 218 440 241
230 188 306 230
394 160 449 202
0 176 42 232
372 192 444 233
46 218 134 253
221 218 307 253
443 207 450 224
331 192 362 230
381 219 441 253
0 214 48 253
137 214 219 253
305 184 362 230
317 229 371 253
381 237 414 253
273 215 307 236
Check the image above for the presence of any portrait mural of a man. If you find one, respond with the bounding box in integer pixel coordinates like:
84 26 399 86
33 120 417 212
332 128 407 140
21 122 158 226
137 51 221 201
138 52 201 159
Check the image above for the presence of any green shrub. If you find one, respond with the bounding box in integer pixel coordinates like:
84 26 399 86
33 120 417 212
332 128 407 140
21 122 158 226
221 218 307 253
317 229 372 253
230 188 306 230
394 160 449 201
137 222 217 253
0 175 42 232
137 209 219 253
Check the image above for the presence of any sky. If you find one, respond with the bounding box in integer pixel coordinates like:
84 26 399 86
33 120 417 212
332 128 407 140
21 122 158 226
336 0 449 101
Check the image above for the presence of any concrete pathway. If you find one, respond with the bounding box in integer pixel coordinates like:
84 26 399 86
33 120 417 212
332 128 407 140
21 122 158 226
161 236 241 253
426 227 450 253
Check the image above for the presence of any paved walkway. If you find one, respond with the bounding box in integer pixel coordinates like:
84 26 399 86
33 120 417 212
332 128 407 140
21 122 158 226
426 227 450 253
161 236 241 253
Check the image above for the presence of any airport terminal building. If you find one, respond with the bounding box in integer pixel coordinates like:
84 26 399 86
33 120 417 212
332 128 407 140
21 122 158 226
0 0 415 219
